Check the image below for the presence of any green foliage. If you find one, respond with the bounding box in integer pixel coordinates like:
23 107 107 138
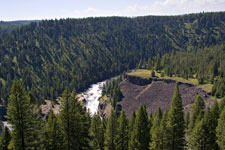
115 110 129 150
188 95 205 134
130 105 150 150
216 107 225 149
166 83 185 150
6 80 34 150
60 88 90 150
128 112 135 150
104 110 117 150
212 77 225 98
0 12 225 103
89 114 104 150
103 78 122 109
0 127 11 150
150 108 163 150
43 110 64 150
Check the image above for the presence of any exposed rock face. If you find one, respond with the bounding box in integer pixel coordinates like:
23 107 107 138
118 77 214 118
98 75 213 118
98 96 113 118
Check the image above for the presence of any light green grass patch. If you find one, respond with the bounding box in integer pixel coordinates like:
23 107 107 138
128 69 152 78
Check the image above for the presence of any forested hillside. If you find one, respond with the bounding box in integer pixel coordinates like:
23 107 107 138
0 12 225 103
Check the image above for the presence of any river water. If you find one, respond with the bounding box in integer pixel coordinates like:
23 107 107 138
82 76 119 115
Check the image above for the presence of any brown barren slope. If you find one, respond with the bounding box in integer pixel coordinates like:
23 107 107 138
119 79 214 118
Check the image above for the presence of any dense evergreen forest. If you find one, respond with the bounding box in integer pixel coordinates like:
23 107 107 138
140 43 225 98
1 80 225 150
0 12 225 104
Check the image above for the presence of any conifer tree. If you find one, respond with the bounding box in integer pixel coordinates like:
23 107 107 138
89 114 104 150
60 88 90 150
159 110 169 150
128 112 135 150
6 80 34 150
188 95 205 134
43 110 64 150
130 105 150 150
216 108 225 149
115 110 128 150
104 110 117 150
188 108 213 150
166 83 185 150
209 101 220 150
219 98 225 113
150 108 163 150
0 127 11 150
188 119 207 150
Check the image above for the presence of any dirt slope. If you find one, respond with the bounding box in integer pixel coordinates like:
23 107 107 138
119 80 214 118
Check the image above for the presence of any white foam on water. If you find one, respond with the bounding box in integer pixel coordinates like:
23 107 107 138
82 81 105 115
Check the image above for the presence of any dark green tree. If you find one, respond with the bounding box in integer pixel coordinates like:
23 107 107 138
188 95 205 134
0 127 11 150
89 114 104 150
150 108 163 150
60 88 90 150
104 110 117 150
216 107 225 149
115 110 129 150
43 110 64 150
128 112 136 150
130 105 150 150
166 83 185 150
6 80 34 150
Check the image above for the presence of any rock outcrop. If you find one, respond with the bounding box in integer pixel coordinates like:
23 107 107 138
99 75 214 118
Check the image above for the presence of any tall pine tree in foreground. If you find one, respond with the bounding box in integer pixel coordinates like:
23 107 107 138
130 105 150 150
128 112 136 150
115 110 129 150
43 110 64 150
6 80 34 150
188 95 205 134
89 114 104 150
166 83 185 150
60 88 90 150
104 110 117 150
150 108 162 150
216 107 225 149
0 127 11 150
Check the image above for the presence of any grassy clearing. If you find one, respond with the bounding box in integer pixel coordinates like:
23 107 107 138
128 69 152 78
128 69 213 92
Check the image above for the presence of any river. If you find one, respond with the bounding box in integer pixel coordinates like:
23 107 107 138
82 76 119 115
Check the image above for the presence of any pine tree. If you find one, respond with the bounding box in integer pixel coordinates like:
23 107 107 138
159 111 169 150
216 107 225 149
6 80 34 150
130 105 150 150
150 108 163 150
60 88 90 150
209 101 220 150
115 110 128 150
188 119 207 150
128 112 135 150
104 110 117 150
0 127 11 150
219 98 225 114
188 95 205 134
89 114 104 150
43 110 64 150
28 92 43 150
188 108 214 150
166 83 185 150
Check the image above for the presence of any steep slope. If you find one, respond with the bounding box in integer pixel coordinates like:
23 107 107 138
0 12 225 103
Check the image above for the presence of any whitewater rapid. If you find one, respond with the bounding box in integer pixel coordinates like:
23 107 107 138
82 81 106 115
